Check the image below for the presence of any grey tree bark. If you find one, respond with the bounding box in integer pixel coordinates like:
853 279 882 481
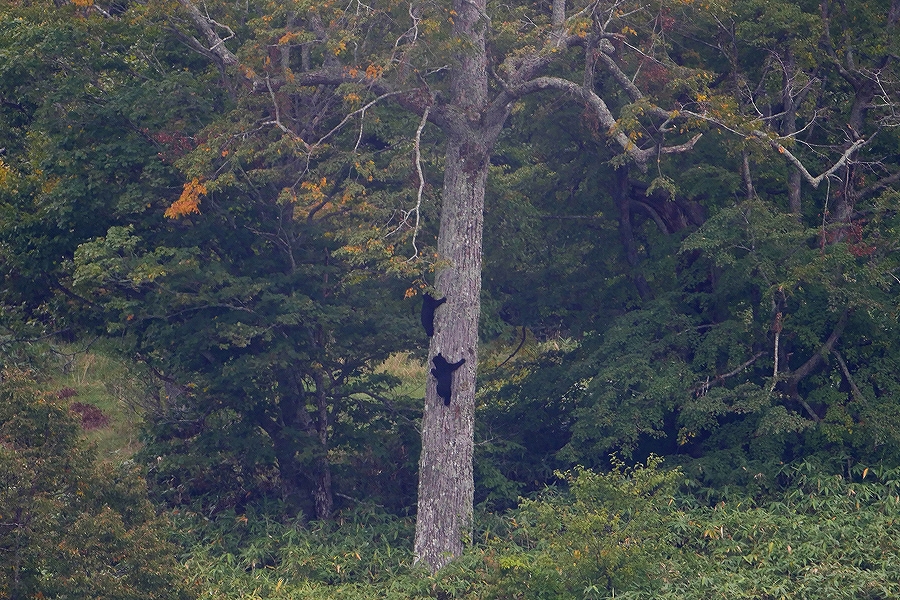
411 0 700 570
413 0 501 572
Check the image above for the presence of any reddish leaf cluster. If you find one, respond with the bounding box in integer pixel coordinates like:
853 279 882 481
846 222 876 257
635 59 671 94
141 128 195 163
57 386 78 400
69 402 110 430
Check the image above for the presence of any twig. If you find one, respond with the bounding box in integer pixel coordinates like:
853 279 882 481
496 326 527 369
409 105 430 259
309 90 407 153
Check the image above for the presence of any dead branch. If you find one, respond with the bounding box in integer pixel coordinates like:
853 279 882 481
387 105 433 260
496 326 528 369
265 75 310 150
595 49 643 103
691 351 765 396
795 396 822 422
832 349 866 404
309 90 408 153
789 309 849 384
630 200 670 234
753 130 871 188
176 0 238 66
858 169 900 201
507 76 701 171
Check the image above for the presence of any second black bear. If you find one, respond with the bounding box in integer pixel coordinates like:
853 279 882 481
431 353 466 405
421 292 446 337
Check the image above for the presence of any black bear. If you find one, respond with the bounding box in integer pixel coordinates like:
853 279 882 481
431 353 466 406
421 292 446 337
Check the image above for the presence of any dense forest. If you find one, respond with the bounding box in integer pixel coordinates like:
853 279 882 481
2 0 900 597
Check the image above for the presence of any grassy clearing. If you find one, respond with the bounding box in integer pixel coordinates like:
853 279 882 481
375 352 426 399
44 344 144 461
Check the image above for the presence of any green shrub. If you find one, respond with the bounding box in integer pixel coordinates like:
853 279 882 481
0 369 194 600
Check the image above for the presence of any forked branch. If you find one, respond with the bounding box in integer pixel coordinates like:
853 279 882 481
508 76 701 171
690 351 765 397
753 131 871 188
176 0 238 66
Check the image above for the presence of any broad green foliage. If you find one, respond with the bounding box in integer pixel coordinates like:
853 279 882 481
178 458 900 598
72 215 420 518
477 0 900 492
0 0 424 520
474 457 681 599
486 193 900 490
0 370 193 600
0 1 221 342
647 461 900 599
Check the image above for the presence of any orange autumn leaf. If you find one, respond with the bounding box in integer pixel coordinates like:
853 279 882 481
365 64 384 79
165 178 207 218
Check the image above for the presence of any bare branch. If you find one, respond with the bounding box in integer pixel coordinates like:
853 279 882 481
657 133 704 156
265 75 310 150
308 90 408 153
595 49 643 102
753 131 871 188
384 105 433 257
741 150 755 200
832 349 866 404
176 0 238 66
690 351 766 396
496 326 528 368
409 105 431 259
507 76 700 170
858 169 900 201
167 25 223 65
551 0 567 45
630 200 670 234
789 309 848 384
770 311 782 393
796 397 822 422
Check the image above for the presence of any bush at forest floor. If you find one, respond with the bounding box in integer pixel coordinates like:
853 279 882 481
176 456 900 599
0 370 194 600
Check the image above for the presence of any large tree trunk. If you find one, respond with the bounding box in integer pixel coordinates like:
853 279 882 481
781 48 803 215
413 0 494 572
311 370 334 520
266 370 334 521
613 166 653 301
413 130 487 571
